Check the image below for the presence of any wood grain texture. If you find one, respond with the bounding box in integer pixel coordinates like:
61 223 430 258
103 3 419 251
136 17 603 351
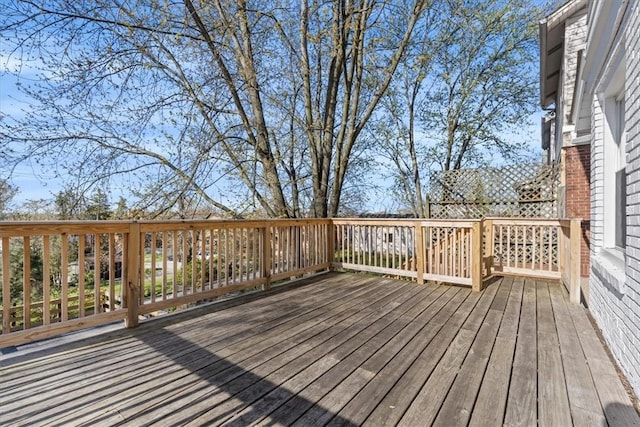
1 274 638 427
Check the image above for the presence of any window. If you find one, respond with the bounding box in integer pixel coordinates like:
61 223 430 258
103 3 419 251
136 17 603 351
615 96 626 248
603 91 626 250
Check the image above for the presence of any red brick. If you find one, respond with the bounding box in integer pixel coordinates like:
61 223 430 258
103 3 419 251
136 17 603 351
563 144 591 277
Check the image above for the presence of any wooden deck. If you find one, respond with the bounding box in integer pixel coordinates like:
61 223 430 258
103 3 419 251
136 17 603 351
1 272 638 426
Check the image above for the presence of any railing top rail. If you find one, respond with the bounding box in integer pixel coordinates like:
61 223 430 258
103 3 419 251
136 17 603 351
331 219 418 227
138 218 331 232
0 218 334 236
0 221 133 237
331 218 482 227
486 218 565 227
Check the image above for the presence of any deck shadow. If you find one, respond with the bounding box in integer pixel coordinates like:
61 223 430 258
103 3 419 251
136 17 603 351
113 315 360 425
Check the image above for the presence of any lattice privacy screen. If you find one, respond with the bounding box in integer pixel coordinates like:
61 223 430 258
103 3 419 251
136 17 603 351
429 163 559 219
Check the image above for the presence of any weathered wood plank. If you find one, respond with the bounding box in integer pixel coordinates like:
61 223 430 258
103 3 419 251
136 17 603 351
87 280 426 426
325 287 470 426
360 287 482 427
548 282 605 423
504 278 537 426
536 281 572 426
399 280 500 426
432 309 503 426
0 274 375 395
53 279 402 426
433 278 513 426
183 283 434 426
281 286 456 427
566 298 640 426
1 272 637 427
2 275 394 425
469 276 522 427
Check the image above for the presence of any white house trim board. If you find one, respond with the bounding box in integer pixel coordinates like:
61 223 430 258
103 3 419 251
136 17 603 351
582 0 630 95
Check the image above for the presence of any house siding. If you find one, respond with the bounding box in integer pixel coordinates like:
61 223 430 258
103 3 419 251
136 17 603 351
589 0 640 398
552 11 588 163
563 13 588 127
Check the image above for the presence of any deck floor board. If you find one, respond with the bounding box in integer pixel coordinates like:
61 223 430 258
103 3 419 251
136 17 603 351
1 272 638 426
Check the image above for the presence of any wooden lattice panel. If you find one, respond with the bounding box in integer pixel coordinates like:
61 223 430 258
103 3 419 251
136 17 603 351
429 163 559 219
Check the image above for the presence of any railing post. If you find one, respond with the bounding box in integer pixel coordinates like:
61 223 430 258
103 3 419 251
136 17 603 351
559 221 567 280
327 220 335 270
569 218 581 304
125 222 141 328
261 225 272 290
483 218 494 277
471 220 483 292
415 221 425 285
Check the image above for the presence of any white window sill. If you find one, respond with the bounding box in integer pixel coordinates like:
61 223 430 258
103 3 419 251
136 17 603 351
592 249 626 294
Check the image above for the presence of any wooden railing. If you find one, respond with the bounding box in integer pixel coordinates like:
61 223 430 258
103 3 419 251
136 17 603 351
483 217 581 303
0 217 581 348
332 219 482 289
0 219 331 347
1 293 107 333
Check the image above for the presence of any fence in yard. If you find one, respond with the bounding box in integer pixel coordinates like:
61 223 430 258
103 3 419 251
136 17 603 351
429 163 559 219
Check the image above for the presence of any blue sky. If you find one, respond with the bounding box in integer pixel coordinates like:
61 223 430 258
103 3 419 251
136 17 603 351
0 1 546 213
1 54 65 205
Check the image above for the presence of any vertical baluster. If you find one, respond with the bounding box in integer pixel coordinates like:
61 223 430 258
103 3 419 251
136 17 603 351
532 226 538 270
499 225 503 268
191 230 198 291
150 231 156 304
61 234 69 321
172 232 178 296
42 235 51 325
181 230 188 294
548 226 553 272
539 226 545 271
215 229 221 288
94 235 101 313
1 237 10 333
22 237 31 329
251 228 257 281
223 228 229 286
232 228 238 283
209 229 215 287
506 226 511 268
200 229 206 290
77 237 85 319
161 232 167 300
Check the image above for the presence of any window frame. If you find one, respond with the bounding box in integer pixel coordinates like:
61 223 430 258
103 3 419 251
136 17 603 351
602 89 626 252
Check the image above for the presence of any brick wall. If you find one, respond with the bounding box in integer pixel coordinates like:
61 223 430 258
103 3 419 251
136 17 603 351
564 144 590 277
589 0 640 398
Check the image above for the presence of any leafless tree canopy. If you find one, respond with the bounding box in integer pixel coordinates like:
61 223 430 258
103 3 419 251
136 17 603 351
0 0 538 219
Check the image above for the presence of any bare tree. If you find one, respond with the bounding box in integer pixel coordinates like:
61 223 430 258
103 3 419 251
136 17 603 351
1 0 429 218
374 0 540 216
0 179 17 218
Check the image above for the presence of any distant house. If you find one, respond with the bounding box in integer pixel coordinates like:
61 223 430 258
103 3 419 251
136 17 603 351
348 225 414 257
540 0 640 397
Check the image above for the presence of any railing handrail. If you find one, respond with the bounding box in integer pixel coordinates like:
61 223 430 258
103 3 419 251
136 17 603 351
0 217 583 348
